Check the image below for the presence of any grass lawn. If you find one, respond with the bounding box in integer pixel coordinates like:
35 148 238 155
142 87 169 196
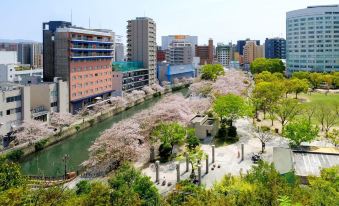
299 92 339 105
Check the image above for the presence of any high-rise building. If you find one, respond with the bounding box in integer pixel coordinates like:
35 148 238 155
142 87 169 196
195 39 214 65
286 5 339 72
17 42 43 68
243 41 263 64
17 43 31 65
43 21 115 113
237 39 260 55
265 38 286 59
115 42 124 62
166 42 193 65
127 17 157 85
157 46 166 62
0 42 17 51
114 35 124 62
162 35 198 56
216 44 231 67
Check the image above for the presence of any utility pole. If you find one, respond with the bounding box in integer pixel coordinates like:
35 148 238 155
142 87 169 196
63 154 70 179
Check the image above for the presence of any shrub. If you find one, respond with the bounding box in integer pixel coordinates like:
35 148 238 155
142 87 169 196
153 92 161 97
6 150 24 162
159 143 172 162
88 119 95 127
76 180 92 195
227 126 237 138
34 139 48 152
216 126 227 139
75 125 81 132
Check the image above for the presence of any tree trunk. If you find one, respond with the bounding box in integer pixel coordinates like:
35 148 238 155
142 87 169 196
295 92 298 99
263 109 266 119
271 119 274 126
262 142 265 153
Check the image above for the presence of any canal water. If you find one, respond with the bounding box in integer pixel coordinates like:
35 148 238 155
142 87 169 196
20 89 188 176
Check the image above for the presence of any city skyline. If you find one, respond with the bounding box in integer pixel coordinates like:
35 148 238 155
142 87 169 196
1 0 338 45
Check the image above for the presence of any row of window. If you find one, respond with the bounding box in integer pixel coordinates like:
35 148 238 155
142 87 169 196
288 49 339 52
6 95 21 103
0 107 21 117
288 35 339 39
71 72 112 80
71 86 111 97
71 79 112 89
288 16 339 23
71 65 111 73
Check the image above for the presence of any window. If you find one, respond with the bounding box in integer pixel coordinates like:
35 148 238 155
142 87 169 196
51 102 58 107
6 95 21 103
15 107 21 113
6 110 10 115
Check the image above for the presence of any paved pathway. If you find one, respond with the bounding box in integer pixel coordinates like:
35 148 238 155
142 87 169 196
142 118 289 194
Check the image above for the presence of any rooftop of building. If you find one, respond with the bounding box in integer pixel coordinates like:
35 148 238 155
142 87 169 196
274 146 339 177
0 82 22 91
287 4 339 17
112 61 145 72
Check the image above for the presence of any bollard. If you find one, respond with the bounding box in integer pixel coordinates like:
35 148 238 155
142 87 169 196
150 146 155 162
185 152 189 172
205 154 209 174
212 145 215 163
241 144 244 161
176 163 180 182
198 164 202 186
155 161 160 183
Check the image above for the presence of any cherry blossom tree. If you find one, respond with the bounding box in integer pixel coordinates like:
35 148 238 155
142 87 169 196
85 94 201 173
142 86 155 95
15 120 54 144
50 112 76 133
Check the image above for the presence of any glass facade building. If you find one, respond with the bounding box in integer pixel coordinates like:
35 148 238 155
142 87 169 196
286 5 339 73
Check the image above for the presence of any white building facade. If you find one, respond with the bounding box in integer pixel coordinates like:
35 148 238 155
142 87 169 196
286 5 339 73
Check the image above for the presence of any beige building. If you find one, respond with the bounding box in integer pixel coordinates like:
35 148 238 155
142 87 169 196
0 78 69 135
127 17 157 85
243 41 264 64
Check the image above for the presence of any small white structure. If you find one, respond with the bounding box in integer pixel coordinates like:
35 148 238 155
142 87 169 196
189 115 218 140
0 64 43 83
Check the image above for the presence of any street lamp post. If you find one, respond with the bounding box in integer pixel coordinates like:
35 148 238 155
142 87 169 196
62 154 70 179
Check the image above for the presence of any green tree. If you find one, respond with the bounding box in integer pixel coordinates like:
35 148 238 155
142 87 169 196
283 119 319 147
289 78 309 99
292 71 310 80
151 122 186 158
275 99 301 129
109 163 160 206
252 81 283 119
0 157 26 191
186 128 200 151
250 58 285 74
327 129 339 147
322 74 334 92
200 64 224 81
213 94 251 127
309 72 323 90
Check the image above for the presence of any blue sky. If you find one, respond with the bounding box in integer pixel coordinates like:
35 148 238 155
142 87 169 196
1 0 338 45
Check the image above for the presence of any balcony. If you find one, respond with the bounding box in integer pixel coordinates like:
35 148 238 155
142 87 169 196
71 38 113 44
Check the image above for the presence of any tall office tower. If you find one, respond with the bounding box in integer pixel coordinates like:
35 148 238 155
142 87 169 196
195 39 214 65
32 43 43 68
216 44 231 67
286 5 339 73
237 39 260 55
166 42 193 65
114 35 124 62
43 21 115 113
127 17 157 85
17 42 43 67
162 35 198 56
17 43 32 65
243 41 256 64
265 38 286 59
